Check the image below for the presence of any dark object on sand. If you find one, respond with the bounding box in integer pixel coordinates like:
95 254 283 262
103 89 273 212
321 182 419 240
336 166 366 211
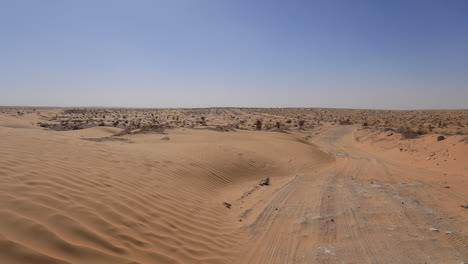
259 178 270 186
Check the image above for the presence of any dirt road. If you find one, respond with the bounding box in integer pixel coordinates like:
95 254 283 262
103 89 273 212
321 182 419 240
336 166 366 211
236 126 467 264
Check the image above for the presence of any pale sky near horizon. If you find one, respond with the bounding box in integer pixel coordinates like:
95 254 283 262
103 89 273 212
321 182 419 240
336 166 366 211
1 0 467 109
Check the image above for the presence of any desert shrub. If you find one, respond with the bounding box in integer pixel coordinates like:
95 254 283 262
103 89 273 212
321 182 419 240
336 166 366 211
255 120 262 130
339 119 352 125
428 124 435 132
396 127 421 139
415 128 427 136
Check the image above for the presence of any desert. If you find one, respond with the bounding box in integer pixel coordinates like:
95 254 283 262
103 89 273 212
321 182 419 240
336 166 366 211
0 107 467 264
2 1 468 263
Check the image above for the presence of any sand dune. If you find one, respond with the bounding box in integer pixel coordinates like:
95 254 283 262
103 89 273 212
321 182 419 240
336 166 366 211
0 108 466 263
0 116 331 264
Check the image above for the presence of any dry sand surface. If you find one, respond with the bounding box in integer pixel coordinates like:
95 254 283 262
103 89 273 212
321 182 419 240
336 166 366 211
0 107 467 264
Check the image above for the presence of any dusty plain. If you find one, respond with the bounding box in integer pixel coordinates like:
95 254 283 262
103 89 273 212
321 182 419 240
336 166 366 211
0 107 467 264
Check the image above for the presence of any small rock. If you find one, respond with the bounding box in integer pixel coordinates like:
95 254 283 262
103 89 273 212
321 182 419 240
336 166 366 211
259 177 270 186
461 204 468 209
445 231 454 235
443 186 450 188
223 201 232 209
429 227 439 232
437 135 446 141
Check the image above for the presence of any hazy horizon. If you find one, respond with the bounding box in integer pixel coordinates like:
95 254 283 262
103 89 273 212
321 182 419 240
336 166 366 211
1 0 468 109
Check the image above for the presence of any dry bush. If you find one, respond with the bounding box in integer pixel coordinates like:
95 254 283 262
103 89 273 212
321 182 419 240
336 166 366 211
396 127 426 139
339 119 353 125
255 120 262 130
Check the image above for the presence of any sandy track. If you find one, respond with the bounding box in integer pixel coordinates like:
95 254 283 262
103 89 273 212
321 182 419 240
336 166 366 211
235 126 467 264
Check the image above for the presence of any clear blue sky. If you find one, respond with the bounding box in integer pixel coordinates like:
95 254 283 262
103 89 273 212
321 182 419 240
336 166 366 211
1 0 467 109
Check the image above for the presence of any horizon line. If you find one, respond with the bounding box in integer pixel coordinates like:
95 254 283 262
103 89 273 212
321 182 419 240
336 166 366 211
1 105 467 112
